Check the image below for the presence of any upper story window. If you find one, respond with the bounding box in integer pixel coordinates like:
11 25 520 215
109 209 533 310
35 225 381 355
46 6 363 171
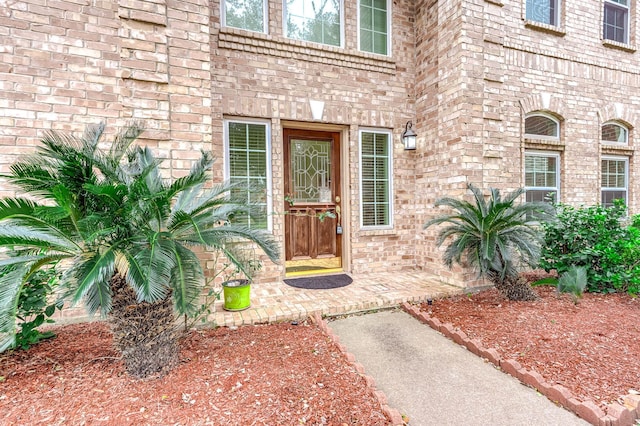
285 0 343 47
225 119 272 229
602 121 629 144
603 0 629 44
359 0 389 55
222 0 267 33
526 0 560 26
525 113 560 140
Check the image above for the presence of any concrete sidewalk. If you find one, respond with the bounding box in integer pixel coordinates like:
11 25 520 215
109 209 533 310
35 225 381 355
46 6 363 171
329 310 589 426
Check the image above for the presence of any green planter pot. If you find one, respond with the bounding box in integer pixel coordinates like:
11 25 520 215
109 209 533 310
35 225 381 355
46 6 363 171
222 279 251 311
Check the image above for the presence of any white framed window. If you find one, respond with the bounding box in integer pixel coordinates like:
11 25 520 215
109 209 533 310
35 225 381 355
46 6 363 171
359 129 393 229
525 151 560 203
524 113 560 140
601 156 628 207
222 0 268 33
224 119 272 230
602 121 629 144
284 0 343 47
359 0 390 55
603 0 629 44
526 0 560 26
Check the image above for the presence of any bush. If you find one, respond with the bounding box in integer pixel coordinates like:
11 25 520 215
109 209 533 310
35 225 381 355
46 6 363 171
2 264 62 350
539 200 640 294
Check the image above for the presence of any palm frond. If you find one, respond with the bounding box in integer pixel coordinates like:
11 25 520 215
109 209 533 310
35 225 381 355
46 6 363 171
0 263 29 352
191 225 280 264
168 242 204 315
63 250 116 314
0 223 79 253
129 234 175 303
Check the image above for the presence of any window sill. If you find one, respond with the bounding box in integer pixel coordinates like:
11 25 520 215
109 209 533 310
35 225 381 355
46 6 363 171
602 39 636 53
358 228 395 237
524 20 566 36
524 138 565 151
601 144 635 155
217 27 397 74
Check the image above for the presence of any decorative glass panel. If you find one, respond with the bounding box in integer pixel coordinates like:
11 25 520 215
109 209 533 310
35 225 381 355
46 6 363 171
526 0 559 26
360 0 388 54
286 0 341 47
227 121 269 228
360 131 391 227
602 123 628 143
603 0 628 43
290 139 332 203
525 114 559 138
224 0 266 33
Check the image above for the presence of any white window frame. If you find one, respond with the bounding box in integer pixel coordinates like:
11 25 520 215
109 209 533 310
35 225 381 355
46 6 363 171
283 0 345 48
221 0 269 34
224 118 273 231
524 112 560 141
524 151 561 203
525 0 561 27
601 155 629 207
357 0 392 56
359 128 393 230
601 121 629 144
603 0 630 44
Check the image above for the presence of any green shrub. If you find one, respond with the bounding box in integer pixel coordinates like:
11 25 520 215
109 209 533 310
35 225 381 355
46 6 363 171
539 200 640 294
2 264 63 350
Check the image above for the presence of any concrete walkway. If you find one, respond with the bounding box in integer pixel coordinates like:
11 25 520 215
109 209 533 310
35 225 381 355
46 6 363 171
329 310 589 426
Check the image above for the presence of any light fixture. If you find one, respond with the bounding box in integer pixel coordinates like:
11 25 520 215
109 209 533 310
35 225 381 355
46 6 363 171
402 121 417 150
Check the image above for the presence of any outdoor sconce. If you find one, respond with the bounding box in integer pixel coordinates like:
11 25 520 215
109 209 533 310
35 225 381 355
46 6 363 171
402 121 417 150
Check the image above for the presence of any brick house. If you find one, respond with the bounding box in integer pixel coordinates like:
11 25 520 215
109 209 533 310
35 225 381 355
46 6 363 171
1 0 639 287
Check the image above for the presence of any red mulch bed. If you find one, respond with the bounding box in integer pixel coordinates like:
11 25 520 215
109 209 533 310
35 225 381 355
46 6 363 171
0 321 390 425
417 285 640 409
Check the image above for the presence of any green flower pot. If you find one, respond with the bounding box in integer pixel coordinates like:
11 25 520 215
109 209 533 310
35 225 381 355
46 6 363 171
222 279 251 311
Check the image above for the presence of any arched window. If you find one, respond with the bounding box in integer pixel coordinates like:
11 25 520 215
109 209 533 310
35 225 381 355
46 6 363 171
524 113 560 140
601 121 629 144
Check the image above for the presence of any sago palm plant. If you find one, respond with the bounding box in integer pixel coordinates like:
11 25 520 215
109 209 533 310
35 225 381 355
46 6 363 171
424 184 555 301
0 122 279 377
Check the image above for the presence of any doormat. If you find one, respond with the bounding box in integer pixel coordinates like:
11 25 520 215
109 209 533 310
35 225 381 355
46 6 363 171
284 274 353 290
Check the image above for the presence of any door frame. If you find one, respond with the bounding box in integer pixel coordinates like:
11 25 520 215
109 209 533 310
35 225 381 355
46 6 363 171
281 124 349 275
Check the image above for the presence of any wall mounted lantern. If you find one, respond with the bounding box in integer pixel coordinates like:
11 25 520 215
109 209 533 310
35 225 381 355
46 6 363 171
402 121 417 150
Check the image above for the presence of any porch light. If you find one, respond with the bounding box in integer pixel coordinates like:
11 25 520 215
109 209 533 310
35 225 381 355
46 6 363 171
402 121 417 150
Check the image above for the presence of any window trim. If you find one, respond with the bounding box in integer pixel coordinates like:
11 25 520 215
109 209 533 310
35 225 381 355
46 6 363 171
601 121 630 145
221 0 269 34
601 155 629 207
358 128 393 230
283 0 345 48
524 112 561 141
603 0 630 44
357 0 392 56
524 151 561 203
525 0 561 28
224 118 273 231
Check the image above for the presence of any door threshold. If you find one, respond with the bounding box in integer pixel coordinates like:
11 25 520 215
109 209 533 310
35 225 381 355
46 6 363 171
285 267 343 278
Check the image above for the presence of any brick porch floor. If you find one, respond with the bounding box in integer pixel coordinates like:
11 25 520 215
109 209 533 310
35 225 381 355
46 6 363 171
207 270 464 327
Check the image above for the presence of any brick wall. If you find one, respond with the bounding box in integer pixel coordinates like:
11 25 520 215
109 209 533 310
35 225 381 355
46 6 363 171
3 0 640 288
0 0 211 186
210 0 419 275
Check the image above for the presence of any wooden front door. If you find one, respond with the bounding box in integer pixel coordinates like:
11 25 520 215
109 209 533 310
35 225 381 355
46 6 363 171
284 129 342 274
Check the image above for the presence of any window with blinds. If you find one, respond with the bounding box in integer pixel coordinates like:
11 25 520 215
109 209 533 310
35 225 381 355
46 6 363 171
601 157 628 207
525 152 559 204
360 130 392 228
226 120 270 229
